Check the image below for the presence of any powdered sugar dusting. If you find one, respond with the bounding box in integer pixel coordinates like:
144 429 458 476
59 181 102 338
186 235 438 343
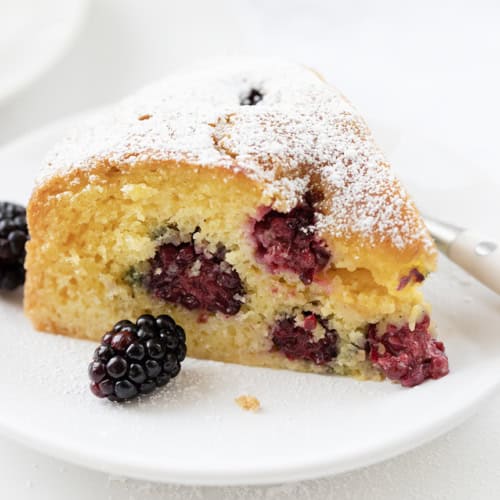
40 60 432 250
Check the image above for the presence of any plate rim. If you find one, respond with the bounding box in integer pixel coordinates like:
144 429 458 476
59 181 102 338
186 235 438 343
0 379 497 486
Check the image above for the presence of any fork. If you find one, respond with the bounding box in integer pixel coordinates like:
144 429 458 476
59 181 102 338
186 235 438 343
424 216 500 295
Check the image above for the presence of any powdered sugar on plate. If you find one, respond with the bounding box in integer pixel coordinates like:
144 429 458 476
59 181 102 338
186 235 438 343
39 60 432 250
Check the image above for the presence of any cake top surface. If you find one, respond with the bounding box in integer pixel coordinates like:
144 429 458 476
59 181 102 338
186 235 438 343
40 60 433 252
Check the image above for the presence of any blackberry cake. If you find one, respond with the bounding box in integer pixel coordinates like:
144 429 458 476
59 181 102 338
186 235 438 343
25 61 449 387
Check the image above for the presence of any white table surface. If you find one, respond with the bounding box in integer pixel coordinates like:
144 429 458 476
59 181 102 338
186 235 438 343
1 0 499 498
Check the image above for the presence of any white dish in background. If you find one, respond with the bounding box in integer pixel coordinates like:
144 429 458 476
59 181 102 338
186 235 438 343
0 115 499 486
0 0 88 104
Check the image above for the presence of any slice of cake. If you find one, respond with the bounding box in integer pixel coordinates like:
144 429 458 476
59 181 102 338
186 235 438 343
25 61 449 387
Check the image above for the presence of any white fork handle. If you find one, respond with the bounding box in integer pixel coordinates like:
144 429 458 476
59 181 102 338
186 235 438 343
424 216 500 295
448 231 500 295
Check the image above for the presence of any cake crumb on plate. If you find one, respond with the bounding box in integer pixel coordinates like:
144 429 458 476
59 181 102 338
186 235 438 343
235 395 261 412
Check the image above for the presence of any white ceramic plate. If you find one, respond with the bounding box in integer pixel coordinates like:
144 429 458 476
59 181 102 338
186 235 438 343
0 116 499 486
0 0 88 104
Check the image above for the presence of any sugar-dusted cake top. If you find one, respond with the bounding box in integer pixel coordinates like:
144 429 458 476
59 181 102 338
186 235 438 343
40 60 434 252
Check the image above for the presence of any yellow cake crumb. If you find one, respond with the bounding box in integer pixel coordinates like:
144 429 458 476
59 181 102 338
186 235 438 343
235 395 261 412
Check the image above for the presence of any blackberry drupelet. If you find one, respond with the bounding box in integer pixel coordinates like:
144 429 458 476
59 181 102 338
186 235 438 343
89 314 187 402
0 202 29 291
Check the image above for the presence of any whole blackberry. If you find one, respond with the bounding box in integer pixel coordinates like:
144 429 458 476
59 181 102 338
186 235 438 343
0 202 29 291
89 314 187 402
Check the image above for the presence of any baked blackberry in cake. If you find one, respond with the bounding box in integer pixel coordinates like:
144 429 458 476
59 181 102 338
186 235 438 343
25 61 448 386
